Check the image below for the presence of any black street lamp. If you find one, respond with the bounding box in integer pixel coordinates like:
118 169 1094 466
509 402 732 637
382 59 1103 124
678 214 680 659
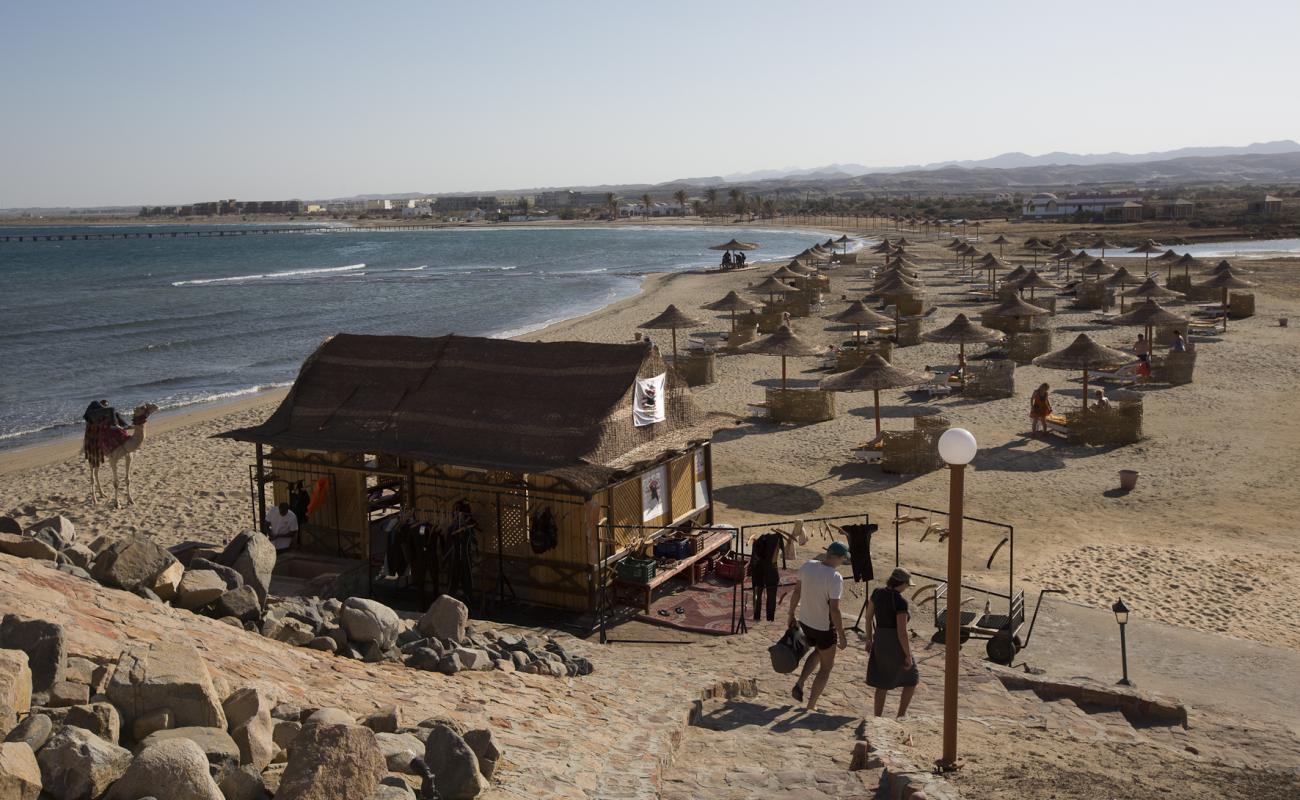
1112 598 1132 686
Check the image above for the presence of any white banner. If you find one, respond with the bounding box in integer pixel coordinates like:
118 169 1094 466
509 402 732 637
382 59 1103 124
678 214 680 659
632 372 666 427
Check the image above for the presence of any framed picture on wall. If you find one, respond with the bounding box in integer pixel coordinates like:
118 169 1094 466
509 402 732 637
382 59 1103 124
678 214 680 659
642 465 667 522
693 448 708 509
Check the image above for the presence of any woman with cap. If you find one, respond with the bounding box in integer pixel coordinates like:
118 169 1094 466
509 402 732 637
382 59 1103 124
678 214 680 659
865 567 919 718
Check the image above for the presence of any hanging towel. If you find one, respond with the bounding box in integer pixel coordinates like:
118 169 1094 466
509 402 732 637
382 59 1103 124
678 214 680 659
632 372 667 427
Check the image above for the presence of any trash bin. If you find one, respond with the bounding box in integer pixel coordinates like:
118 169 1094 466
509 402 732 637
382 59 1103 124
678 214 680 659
1118 470 1139 491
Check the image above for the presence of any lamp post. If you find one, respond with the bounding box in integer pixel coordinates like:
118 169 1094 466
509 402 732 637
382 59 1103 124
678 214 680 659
1112 598 1132 686
937 427 978 770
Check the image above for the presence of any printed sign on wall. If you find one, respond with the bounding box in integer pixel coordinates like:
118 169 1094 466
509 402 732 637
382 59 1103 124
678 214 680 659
642 465 667 522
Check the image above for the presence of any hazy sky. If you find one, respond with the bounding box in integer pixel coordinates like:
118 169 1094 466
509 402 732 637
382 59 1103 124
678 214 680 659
2 0 1297 207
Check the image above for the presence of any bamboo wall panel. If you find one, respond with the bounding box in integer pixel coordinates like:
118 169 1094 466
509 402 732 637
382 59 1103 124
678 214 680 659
669 455 693 520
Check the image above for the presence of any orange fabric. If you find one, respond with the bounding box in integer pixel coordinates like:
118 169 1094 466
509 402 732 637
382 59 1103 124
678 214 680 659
306 477 330 516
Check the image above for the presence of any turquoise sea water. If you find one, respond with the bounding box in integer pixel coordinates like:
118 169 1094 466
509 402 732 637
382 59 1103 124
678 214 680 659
0 224 831 448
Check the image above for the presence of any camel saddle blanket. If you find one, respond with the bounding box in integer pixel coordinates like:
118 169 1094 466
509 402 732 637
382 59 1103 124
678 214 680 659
84 424 131 466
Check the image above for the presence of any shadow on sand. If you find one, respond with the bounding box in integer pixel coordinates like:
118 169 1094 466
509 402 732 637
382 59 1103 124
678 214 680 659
713 483 825 515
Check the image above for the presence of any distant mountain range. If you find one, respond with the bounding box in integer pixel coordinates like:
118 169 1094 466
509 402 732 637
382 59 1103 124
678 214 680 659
686 140 1300 185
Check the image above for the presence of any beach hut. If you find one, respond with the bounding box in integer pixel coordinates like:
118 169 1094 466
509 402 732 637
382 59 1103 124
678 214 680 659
1033 334 1132 411
1197 270 1256 331
221 333 723 612
820 354 927 438
703 290 761 337
921 313 1003 386
638 304 705 362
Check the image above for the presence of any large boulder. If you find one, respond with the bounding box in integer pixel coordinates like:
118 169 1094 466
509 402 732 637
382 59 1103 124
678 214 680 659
216 587 262 623
106 641 227 730
4 714 53 751
276 723 385 800
175 570 227 610
36 725 132 800
263 616 315 647
423 721 487 799
0 742 41 800
218 765 271 800
374 731 423 773
139 727 240 785
0 517 21 536
0 615 65 697
42 701 121 744
0 533 59 561
187 558 243 590
91 538 179 592
462 728 501 781
60 543 96 571
0 649 31 730
418 595 468 642
107 737 223 800
223 688 275 771
29 515 76 544
215 532 275 607
150 560 185 601
341 598 400 649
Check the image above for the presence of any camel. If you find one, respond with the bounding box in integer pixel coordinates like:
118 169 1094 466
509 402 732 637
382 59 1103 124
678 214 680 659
86 403 158 508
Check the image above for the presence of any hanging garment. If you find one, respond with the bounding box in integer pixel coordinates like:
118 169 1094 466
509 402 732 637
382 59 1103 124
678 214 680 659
632 372 667 427
751 532 783 622
530 507 559 554
307 478 330 518
842 523 877 583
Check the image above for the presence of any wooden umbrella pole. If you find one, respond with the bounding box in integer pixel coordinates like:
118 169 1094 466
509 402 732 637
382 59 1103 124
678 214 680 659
671 327 678 362
781 355 787 390
730 310 737 335
1082 369 1089 412
873 389 881 436
959 342 967 387
1223 288 1229 332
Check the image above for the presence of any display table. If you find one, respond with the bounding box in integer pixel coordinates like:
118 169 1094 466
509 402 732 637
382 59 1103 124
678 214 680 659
613 530 731 614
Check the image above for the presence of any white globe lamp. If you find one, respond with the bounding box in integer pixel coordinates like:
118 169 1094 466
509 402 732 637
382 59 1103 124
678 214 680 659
938 428 977 466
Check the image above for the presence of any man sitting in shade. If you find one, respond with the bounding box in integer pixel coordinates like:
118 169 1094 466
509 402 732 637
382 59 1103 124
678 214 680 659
266 502 298 552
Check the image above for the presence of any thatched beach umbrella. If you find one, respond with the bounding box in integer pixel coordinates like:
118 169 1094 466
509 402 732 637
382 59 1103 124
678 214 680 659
1204 258 1247 277
1174 252 1204 279
826 300 893 343
836 234 853 254
1153 248 1182 281
703 290 761 335
639 304 705 361
982 294 1052 332
871 239 895 254
1002 264 1029 284
749 275 800 302
1068 249 1093 278
741 325 825 390
1123 276 1184 302
1010 268 1061 301
785 258 814 275
1080 258 1116 282
990 234 1010 257
819 354 927 437
1033 334 1133 411
921 313 1003 386
1104 267 1144 311
895 237 913 247
1197 269 1256 331
710 238 759 253
1021 239 1048 265
771 265 805 282
1109 299 1189 349
1129 239 1164 271
1089 236 1119 259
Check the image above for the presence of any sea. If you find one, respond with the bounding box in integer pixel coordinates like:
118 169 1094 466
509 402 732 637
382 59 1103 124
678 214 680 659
0 224 834 450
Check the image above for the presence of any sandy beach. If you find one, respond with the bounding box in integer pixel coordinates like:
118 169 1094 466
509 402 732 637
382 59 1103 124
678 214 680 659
3 223 1300 656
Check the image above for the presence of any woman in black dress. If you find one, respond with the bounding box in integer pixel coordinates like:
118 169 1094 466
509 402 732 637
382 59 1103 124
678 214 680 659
865 567 919 717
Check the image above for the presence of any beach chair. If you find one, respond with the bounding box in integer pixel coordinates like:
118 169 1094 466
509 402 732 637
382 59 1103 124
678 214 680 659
1044 413 1069 437
851 439 884 463
922 373 953 398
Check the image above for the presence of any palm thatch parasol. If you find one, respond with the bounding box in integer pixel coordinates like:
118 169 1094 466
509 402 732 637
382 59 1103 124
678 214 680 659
1020 239 1048 265
1174 252 1204 279
1080 258 1116 282
1153 248 1183 282
895 237 913 246
703 290 761 335
1089 236 1119 259
785 258 814 275
982 294 1052 322
710 238 759 253
871 239 894 254
1109 299 1189 349
1123 276 1184 302
639 304 705 361
1009 268 1062 300
1002 264 1029 283
819 354 927 437
1204 259 1246 277
1103 267 1144 311
740 325 825 390
749 276 800 302
1129 239 1163 271
1197 269 1257 331
1033 333 1132 411
835 234 853 254
771 265 805 281
826 300 893 343
990 234 1010 257
921 313 1003 385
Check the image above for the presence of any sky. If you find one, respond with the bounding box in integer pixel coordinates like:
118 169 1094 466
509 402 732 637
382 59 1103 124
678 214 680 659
2 0 1298 208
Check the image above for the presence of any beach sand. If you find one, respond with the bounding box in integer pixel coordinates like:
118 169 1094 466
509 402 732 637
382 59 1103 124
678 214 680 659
3 226 1299 653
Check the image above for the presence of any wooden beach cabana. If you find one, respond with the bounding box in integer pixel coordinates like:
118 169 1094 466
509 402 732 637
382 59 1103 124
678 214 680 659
221 333 723 613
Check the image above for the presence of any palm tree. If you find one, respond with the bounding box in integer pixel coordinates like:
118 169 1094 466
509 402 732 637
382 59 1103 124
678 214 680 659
762 199 775 220
605 192 619 221
691 199 705 217
673 189 688 216
728 188 743 214
641 193 653 219
704 188 718 217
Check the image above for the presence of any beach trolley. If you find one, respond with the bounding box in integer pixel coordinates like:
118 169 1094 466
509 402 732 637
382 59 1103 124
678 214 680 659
221 333 725 615
892 502 1064 665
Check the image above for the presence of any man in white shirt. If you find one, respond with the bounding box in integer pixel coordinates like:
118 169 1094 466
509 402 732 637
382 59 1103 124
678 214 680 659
267 502 298 552
786 541 849 711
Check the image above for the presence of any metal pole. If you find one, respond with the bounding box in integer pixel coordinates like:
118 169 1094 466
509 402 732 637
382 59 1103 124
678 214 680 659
1119 623 1131 685
941 463 965 768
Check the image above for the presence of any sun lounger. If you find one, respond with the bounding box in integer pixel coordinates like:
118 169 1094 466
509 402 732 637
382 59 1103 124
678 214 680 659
922 374 953 398
1045 413 1069 436
851 440 884 463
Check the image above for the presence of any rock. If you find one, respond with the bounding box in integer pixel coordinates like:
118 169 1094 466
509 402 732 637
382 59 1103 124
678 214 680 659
62 657 96 686
361 705 400 734
452 648 492 671
57 565 94 582
4 714 52 751
305 708 352 726
187 558 243 590
175 570 228 610
60 543 95 571
107 641 227 730
423 722 486 799
46 681 90 708
374 731 422 773
272 719 301 752
341 598 400 649
306 636 336 653
367 782 415 800
0 517 20 536
150 560 185 601
139 727 239 785
44 702 121 744
215 532 275 607
418 595 468 643
271 703 305 722
0 533 59 561
510 651 531 672
462 729 500 781
85 535 112 555
106 737 223 800
215 586 261 622
134 586 162 603
0 615 65 697
29 515 76 544
437 652 463 675
223 688 274 770
0 649 32 730
91 537 179 592
0 741 41 800
263 616 315 647
405 648 443 672
277 723 385 800
36 725 132 800
218 765 271 800
132 707 173 741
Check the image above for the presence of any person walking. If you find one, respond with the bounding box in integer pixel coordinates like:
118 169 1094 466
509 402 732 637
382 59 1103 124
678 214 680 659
865 567 919 718
787 541 849 711
1029 383 1052 435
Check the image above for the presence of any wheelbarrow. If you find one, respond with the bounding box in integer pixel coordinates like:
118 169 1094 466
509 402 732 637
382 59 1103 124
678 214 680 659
930 585 1066 665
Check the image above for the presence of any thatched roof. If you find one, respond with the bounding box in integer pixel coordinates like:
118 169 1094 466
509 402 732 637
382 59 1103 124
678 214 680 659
749 276 799 295
703 290 761 312
1089 236 1119 249
982 294 1051 318
990 234 1010 244
1010 269 1061 291
1154 248 1182 262
1034 334 1132 371
819 354 927 392
1204 259 1246 276
1129 239 1164 254
1070 250 1094 265
872 274 924 295
1104 267 1144 287
1123 277 1183 299
639 304 705 329
740 325 825 358
1198 270 1256 290
220 334 719 494
770 265 805 280
1080 258 1116 277
710 238 759 251
827 300 893 327
1109 299 1188 328
922 313 1003 345
836 234 853 243
1002 265 1029 283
